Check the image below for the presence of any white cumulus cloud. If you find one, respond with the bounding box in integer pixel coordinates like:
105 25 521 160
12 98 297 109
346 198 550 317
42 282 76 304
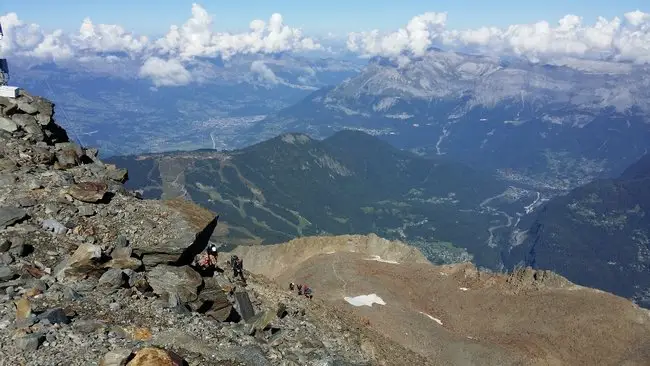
348 10 650 64
0 3 320 86
139 57 192 86
250 60 280 84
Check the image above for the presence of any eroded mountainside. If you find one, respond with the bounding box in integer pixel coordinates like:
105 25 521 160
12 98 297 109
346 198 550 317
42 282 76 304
108 131 537 269
507 153 650 308
0 90 430 365
226 237 650 366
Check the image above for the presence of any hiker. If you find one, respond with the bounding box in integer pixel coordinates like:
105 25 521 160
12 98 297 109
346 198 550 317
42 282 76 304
304 285 313 300
193 244 219 276
231 255 246 283
289 282 295 291
297 284 303 296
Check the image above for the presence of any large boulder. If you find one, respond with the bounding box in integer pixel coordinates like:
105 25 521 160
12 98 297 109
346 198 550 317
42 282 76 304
55 142 84 169
0 116 18 132
189 277 234 321
68 182 108 203
146 265 203 304
131 198 219 267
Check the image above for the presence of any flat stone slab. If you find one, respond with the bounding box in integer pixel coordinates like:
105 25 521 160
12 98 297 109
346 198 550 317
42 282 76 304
0 206 27 229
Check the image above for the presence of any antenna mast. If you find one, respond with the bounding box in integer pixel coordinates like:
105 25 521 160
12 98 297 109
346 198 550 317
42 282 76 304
0 22 9 86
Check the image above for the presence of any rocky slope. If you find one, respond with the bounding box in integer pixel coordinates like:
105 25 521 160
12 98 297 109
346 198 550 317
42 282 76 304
227 238 650 365
0 90 429 365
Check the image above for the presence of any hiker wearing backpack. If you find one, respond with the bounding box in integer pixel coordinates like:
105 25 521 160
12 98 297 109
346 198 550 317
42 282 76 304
230 255 246 283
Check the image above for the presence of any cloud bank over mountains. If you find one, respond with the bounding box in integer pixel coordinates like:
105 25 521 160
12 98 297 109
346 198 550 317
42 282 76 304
348 10 650 65
1 3 650 86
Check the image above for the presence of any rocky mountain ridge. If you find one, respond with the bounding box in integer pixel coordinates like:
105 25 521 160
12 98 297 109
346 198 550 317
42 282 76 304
0 90 427 365
245 50 650 189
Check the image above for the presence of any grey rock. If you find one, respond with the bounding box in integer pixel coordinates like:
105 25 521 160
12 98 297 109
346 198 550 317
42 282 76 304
77 205 95 217
42 219 68 234
15 333 44 351
63 287 82 301
35 113 51 126
38 308 70 324
111 246 132 259
98 268 126 289
29 279 48 293
72 319 106 334
0 265 14 281
247 310 276 332
17 197 37 207
12 114 44 141
100 348 132 366
115 235 129 248
126 271 149 291
55 145 81 169
32 97 53 118
53 243 102 283
8 243 28 258
0 239 10 252
0 173 17 185
0 206 27 229
106 167 128 183
11 113 35 127
0 116 18 132
16 99 39 114
147 265 203 304
31 146 55 164
104 256 142 271
1 252 14 264
234 345 271 366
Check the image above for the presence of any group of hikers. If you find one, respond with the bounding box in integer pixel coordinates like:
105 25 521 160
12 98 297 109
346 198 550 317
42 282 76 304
193 244 314 299
193 244 245 284
289 282 313 299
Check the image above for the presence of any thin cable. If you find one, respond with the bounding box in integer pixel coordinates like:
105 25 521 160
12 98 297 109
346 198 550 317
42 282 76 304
43 78 85 148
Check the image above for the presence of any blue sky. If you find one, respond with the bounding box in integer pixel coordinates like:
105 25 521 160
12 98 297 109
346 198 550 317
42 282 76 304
2 0 648 36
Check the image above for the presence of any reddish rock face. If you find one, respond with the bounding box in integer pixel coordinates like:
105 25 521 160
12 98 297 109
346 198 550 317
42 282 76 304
126 347 186 366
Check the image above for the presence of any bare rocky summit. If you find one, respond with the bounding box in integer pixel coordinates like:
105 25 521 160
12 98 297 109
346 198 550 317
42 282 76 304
0 90 422 365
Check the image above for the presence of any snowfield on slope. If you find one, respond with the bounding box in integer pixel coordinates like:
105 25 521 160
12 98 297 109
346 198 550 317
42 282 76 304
344 294 387 307
365 255 399 264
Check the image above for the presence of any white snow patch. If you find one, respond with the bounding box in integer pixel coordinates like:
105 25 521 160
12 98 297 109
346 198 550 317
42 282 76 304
344 294 386 307
419 312 443 325
365 255 399 264
459 287 469 291
325 251 336 254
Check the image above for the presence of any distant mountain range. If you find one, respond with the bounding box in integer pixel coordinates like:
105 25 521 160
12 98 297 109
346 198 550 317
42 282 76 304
11 54 363 156
506 153 650 307
107 130 539 268
244 50 650 190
